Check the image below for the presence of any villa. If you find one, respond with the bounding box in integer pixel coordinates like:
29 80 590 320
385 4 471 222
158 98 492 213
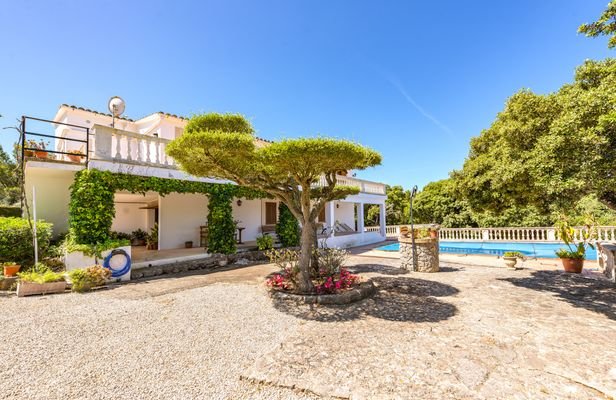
22 104 388 258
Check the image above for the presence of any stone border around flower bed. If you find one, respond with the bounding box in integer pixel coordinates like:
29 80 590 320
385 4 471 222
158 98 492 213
129 249 273 280
270 281 377 305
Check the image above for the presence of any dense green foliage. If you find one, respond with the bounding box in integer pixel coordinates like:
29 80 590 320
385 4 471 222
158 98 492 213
0 206 20 217
579 0 616 48
0 145 19 206
167 113 381 292
413 179 476 227
17 263 64 283
0 217 52 266
68 265 111 292
256 234 274 251
276 203 300 247
206 190 236 254
68 169 261 254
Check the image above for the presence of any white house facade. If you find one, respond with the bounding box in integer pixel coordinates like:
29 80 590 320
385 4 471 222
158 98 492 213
23 104 388 259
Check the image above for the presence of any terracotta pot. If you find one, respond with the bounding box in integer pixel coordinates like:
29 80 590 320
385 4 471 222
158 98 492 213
24 150 34 158
3 264 20 277
67 154 84 163
561 258 584 273
34 150 48 159
429 230 438 239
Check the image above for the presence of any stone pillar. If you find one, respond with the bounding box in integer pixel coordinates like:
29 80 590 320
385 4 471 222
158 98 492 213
399 237 439 272
357 202 365 234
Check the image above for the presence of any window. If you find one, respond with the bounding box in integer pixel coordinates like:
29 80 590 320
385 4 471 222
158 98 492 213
265 202 277 225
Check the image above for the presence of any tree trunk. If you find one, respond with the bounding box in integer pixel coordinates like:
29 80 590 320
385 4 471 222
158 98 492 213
297 219 316 293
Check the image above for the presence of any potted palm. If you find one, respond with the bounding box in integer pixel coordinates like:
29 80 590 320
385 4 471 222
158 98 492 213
555 216 596 274
146 223 159 250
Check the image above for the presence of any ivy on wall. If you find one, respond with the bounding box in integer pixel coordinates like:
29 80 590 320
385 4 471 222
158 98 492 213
276 203 300 247
68 169 264 254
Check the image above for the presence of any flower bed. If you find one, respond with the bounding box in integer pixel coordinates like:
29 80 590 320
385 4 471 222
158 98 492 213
264 247 372 303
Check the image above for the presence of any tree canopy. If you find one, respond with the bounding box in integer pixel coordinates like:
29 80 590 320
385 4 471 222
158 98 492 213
455 58 616 214
167 113 381 292
0 145 19 206
579 0 616 48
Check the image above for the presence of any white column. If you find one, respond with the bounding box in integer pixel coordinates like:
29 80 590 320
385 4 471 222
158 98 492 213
379 203 386 237
357 202 365 234
325 201 335 236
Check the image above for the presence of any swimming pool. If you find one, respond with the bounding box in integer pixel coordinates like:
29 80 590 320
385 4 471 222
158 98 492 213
376 241 598 260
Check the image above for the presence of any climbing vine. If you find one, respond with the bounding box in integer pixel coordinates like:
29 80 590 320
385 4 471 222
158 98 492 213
276 203 300 247
68 169 264 254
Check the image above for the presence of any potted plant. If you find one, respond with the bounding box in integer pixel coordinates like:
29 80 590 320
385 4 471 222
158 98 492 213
67 150 85 163
68 265 111 293
429 228 438 239
502 251 524 269
555 216 596 274
131 229 148 246
16 263 66 297
256 234 274 251
27 140 49 159
146 223 159 250
2 262 21 277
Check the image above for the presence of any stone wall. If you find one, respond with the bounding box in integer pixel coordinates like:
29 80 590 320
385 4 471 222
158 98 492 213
130 249 270 280
399 237 439 272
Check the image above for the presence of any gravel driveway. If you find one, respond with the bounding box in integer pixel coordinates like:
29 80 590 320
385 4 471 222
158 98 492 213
0 276 316 400
2 256 615 399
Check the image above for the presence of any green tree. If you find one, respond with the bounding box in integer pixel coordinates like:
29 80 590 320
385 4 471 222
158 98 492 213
413 179 476 227
579 0 616 48
167 113 381 293
384 185 410 225
0 144 19 206
456 59 616 214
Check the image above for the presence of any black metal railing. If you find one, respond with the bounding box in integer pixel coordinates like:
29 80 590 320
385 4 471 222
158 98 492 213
20 116 90 170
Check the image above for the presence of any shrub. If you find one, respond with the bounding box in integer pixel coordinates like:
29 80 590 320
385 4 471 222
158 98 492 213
256 234 274 251
314 246 349 277
0 217 53 267
110 231 132 241
63 233 129 258
207 191 236 254
68 265 111 292
0 206 20 217
131 229 148 241
17 263 65 283
276 203 300 247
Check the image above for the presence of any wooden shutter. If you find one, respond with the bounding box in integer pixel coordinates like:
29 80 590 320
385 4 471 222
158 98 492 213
318 207 326 223
265 202 277 225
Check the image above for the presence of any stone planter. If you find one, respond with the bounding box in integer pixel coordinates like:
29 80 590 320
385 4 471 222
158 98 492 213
503 256 518 270
17 281 66 297
270 281 376 305
399 237 439 272
0 276 17 291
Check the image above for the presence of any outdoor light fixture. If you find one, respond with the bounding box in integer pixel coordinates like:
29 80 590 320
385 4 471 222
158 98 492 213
336 203 340 209
236 199 242 207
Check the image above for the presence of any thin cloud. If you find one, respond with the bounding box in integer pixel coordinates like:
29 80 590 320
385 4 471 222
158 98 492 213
386 76 453 135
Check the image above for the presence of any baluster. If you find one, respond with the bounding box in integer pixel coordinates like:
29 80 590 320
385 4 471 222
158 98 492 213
145 137 151 163
126 136 132 161
136 136 142 162
115 131 122 159
155 138 160 164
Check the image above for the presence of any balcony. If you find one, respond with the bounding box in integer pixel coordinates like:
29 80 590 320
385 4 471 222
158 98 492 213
51 124 387 194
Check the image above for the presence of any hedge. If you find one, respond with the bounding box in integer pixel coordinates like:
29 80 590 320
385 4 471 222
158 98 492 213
0 217 53 267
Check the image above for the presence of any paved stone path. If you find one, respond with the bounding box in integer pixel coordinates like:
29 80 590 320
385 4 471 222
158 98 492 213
244 256 616 399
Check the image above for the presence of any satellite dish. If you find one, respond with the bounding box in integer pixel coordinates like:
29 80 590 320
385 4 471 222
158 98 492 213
108 96 126 117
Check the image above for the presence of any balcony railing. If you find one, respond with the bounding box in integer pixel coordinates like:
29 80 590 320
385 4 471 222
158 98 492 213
90 125 175 168
312 175 386 195
377 225 616 242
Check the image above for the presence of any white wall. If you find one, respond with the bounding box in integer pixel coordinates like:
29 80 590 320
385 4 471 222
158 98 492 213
112 203 148 234
159 193 208 250
232 198 264 242
335 202 356 230
24 165 78 236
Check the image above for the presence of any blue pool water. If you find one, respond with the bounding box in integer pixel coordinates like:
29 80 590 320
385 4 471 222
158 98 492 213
376 241 597 260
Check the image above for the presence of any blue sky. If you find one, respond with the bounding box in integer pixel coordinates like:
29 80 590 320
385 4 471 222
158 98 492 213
0 0 611 188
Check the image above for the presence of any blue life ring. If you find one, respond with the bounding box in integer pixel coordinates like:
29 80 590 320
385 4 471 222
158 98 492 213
103 249 131 278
